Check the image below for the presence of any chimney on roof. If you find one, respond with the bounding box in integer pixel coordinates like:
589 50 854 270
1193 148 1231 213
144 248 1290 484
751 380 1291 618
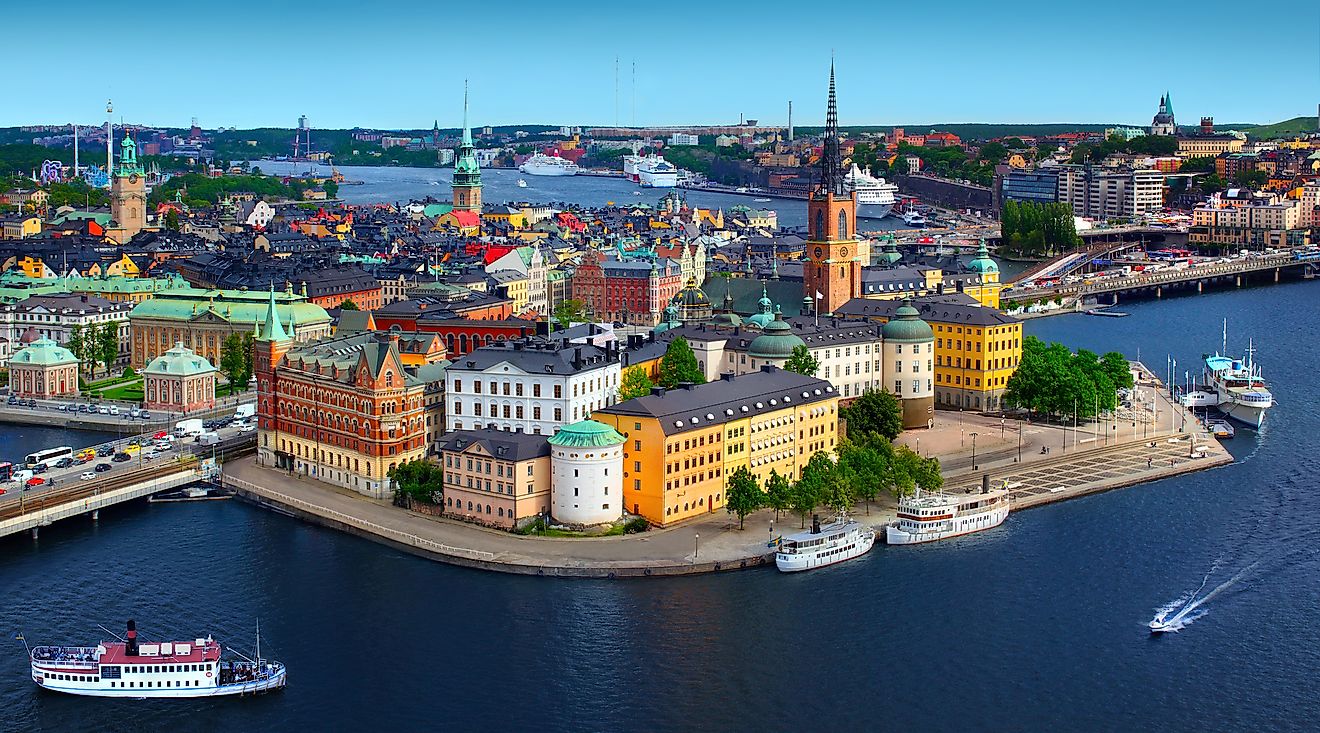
761 364 776 373
679 381 697 391
720 372 735 382
650 386 666 397
573 346 583 369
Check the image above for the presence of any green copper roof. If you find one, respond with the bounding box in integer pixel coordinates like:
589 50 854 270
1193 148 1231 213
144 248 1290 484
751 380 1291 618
116 136 144 178
11 337 78 366
883 300 934 342
453 83 482 186
749 307 805 359
260 287 289 342
967 239 999 274
548 420 626 448
143 343 217 377
129 287 329 332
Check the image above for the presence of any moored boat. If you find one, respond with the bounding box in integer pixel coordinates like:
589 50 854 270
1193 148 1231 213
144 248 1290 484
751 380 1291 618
26 620 285 698
775 513 876 572
845 164 898 218
519 153 579 177
886 482 1010 545
1202 339 1271 428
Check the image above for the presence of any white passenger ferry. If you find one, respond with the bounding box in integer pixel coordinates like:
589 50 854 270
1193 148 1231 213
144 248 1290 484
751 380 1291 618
776 513 876 572
886 485 1010 545
27 620 285 698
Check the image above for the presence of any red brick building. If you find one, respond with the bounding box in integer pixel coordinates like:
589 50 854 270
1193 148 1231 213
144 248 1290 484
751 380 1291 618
571 250 684 326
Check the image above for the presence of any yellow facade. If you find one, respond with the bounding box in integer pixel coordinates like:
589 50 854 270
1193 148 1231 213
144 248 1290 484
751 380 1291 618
485 209 526 229
929 321 1021 410
593 379 839 527
104 253 140 277
1 215 41 239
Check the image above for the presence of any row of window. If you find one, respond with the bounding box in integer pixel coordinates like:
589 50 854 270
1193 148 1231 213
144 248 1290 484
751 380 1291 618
665 493 723 516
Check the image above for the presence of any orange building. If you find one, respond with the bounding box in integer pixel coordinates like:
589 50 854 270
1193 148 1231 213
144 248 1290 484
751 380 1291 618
802 64 862 317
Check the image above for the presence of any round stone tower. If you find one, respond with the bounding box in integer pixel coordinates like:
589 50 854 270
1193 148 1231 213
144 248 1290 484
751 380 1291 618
548 420 626 526
882 300 935 429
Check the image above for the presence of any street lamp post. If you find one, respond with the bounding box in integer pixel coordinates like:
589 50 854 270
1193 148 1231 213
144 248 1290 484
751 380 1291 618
694 533 700 563
970 432 979 471
768 520 774 547
1016 420 1022 462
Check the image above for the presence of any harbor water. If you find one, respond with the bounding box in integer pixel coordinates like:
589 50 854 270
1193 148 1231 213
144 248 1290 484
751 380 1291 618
2 283 1317 732
247 161 910 232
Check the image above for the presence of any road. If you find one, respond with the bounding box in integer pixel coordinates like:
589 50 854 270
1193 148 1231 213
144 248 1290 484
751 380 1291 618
0 420 256 511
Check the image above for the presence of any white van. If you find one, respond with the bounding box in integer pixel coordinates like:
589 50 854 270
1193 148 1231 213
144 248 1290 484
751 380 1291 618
12 469 33 484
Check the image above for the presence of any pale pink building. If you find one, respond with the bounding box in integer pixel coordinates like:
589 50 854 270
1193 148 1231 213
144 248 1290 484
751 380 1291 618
142 343 217 413
8 337 80 399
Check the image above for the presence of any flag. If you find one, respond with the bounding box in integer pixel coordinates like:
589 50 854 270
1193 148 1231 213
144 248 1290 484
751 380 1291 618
815 291 823 300
14 632 23 641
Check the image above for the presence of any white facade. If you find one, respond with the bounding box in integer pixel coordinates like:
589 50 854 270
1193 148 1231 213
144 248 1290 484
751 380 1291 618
244 200 275 229
0 297 132 366
445 359 621 435
669 133 700 146
1301 181 1320 227
883 340 934 401
550 442 623 525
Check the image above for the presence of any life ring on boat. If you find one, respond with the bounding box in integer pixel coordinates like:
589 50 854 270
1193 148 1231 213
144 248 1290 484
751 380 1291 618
205 671 213 678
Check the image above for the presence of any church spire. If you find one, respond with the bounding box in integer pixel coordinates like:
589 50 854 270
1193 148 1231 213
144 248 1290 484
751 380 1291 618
461 80 472 147
259 286 289 342
819 60 844 196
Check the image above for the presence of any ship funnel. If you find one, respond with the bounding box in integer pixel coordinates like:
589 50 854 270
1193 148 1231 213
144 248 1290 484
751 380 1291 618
126 619 139 656
811 514 820 534
982 474 990 494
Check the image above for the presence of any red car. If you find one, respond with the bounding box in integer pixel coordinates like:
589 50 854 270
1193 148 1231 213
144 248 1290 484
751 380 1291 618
25 477 46 488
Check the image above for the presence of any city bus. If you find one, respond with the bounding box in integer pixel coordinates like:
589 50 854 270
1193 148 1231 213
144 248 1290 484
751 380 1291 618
25 446 74 469
0 461 12 482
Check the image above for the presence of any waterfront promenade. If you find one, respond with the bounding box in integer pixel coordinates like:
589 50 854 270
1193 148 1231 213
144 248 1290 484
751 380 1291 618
222 361 1229 577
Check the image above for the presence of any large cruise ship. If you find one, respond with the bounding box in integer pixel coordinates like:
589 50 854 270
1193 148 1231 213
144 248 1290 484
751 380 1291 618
519 153 579 177
886 484 1010 545
636 155 679 187
27 620 286 698
844 164 898 218
776 513 876 572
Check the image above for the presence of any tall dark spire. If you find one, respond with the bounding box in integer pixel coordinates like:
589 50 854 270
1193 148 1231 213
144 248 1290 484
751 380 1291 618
819 61 844 196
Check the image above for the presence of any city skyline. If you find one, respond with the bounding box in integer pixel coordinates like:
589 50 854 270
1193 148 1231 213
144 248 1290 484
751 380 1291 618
8 0 1317 130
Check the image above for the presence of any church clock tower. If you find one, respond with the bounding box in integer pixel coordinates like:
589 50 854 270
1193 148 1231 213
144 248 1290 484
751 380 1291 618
802 63 860 316
110 135 147 241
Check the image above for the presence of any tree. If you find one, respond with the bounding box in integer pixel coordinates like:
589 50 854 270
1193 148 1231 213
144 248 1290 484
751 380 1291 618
96 321 121 375
553 298 586 330
657 337 705 388
239 333 255 389
895 444 943 494
67 324 88 373
791 452 834 527
841 389 904 441
323 180 339 199
338 298 360 311
389 459 445 505
890 156 910 175
838 437 891 513
617 366 654 401
783 345 820 377
220 333 246 389
724 466 762 529
764 469 792 522
165 208 180 231
1233 169 1268 188
978 141 1007 163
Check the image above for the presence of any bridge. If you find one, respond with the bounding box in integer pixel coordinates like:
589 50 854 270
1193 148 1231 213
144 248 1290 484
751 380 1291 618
0 436 257 540
1007 251 1319 305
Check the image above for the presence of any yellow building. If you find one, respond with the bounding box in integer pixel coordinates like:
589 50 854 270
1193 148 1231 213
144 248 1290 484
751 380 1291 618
593 368 839 526
0 214 42 239
838 293 1022 411
484 205 526 229
1176 135 1244 158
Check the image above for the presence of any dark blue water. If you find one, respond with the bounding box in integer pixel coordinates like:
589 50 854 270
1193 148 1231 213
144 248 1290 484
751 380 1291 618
0 424 120 468
2 282 1316 732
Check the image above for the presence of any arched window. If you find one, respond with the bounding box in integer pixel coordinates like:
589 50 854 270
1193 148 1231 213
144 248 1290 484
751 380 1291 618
838 209 848 239
814 210 824 241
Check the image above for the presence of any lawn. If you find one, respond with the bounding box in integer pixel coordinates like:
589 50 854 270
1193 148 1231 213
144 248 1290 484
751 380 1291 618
96 382 144 401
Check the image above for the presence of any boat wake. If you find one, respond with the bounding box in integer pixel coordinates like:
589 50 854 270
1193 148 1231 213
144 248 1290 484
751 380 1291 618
1150 559 1259 633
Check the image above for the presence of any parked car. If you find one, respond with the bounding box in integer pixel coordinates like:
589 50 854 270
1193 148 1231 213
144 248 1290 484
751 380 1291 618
109 406 120 415
79 471 96 481
97 405 110 415
94 462 112 473
25 477 45 488
26 399 36 407
54 457 74 469
143 450 158 460
112 452 131 462
32 464 48 474
140 411 152 420
130 408 142 418
97 447 114 458
239 424 256 433
78 404 90 412
6 396 16 405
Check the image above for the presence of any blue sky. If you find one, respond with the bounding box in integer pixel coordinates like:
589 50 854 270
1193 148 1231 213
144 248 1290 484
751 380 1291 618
10 0 1317 130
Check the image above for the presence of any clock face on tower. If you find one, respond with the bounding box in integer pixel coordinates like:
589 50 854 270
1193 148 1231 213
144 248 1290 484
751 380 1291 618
839 247 848 258
814 246 824 259
128 173 139 184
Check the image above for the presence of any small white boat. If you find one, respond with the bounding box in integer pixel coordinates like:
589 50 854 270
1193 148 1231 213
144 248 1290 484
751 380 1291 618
754 197 772 203
776 513 875 572
1149 613 1176 634
516 178 527 188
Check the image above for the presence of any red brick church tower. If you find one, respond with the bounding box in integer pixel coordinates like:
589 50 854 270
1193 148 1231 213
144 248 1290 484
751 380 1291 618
802 63 861 316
